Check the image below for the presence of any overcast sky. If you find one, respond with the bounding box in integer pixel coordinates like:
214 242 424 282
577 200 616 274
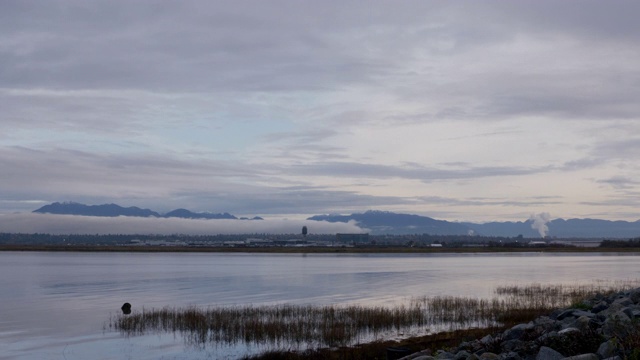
2 0 640 230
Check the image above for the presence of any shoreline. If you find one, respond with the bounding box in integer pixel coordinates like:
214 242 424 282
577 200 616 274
2 244 640 253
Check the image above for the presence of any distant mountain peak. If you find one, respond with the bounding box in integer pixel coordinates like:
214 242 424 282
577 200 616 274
307 210 469 235
307 210 640 238
34 202 160 218
164 208 237 220
32 202 262 220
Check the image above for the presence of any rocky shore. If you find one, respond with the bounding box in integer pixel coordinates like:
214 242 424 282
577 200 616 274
397 288 640 360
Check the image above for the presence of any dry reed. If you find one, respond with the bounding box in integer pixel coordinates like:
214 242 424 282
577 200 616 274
112 280 640 350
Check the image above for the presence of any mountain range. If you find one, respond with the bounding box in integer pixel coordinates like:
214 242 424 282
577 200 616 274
33 202 263 220
309 210 640 238
32 203 640 238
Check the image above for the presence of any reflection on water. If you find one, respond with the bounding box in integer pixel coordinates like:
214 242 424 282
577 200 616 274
1 251 640 359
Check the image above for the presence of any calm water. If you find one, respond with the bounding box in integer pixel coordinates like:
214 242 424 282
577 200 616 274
1 251 640 359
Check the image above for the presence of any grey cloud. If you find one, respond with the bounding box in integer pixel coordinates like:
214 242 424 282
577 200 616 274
597 176 640 190
492 1 640 41
262 128 339 144
287 162 553 182
0 213 364 235
0 146 264 205
593 138 640 160
1 1 639 126
0 89 151 135
580 196 640 209
259 128 346 161
560 157 607 172
562 138 640 173
168 187 415 217
417 196 562 208
3 1 640 222
0 146 417 216
0 1 395 92
478 71 640 120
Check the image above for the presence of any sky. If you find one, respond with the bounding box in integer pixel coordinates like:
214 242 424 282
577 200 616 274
2 0 640 234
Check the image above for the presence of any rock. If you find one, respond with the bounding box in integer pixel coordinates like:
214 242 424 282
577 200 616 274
602 356 622 360
603 310 632 336
402 287 640 360
534 317 561 334
571 310 594 318
629 289 640 304
549 309 565 320
620 306 640 319
480 353 499 360
558 327 579 335
453 351 472 360
121 302 131 315
591 301 608 313
500 339 524 353
399 350 433 360
597 340 619 359
536 346 565 360
503 323 533 341
559 354 599 360
536 330 559 343
480 334 494 345
612 297 632 307
387 346 413 360
499 351 522 360
435 350 456 359
600 303 625 317
573 316 598 331
399 352 434 360
611 310 631 322
556 309 577 320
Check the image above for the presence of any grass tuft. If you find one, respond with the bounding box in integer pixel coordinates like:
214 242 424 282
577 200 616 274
111 280 640 357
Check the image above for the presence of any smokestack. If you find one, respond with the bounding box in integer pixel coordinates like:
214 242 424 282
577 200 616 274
529 212 551 238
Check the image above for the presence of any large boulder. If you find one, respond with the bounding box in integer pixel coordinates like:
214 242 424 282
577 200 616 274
479 353 499 360
628 289 640 304
536 346 564 360
597 340 619 359
559 354 598 360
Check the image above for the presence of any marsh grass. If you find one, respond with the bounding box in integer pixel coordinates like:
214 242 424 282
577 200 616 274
112 280 640 353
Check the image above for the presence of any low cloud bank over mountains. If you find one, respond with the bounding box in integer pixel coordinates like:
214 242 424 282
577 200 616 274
310 210 640 238
18 203 640 238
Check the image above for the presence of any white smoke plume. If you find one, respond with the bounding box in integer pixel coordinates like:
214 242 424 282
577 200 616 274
529 212 551 238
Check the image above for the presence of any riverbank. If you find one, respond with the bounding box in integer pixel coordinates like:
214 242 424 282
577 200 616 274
112 282 640 360
241 286 640 360
2 244 639 253
241 327 510 360
395 286 640 360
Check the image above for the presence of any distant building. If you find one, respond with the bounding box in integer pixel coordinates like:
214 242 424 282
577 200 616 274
336 233 369 243
245 238 273 246
528 241 547 247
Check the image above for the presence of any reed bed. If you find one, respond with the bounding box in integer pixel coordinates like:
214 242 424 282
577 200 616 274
111 281 640 351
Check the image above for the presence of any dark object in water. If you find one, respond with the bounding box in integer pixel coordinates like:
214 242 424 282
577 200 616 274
121 302 132 315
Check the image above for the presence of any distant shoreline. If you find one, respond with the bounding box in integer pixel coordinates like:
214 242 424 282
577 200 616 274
2 244 640 253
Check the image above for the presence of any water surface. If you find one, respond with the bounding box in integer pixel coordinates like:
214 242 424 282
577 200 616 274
1 251 639 359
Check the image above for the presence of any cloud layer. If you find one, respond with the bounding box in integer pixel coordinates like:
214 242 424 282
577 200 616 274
2 1 640 225
0 213 364 235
